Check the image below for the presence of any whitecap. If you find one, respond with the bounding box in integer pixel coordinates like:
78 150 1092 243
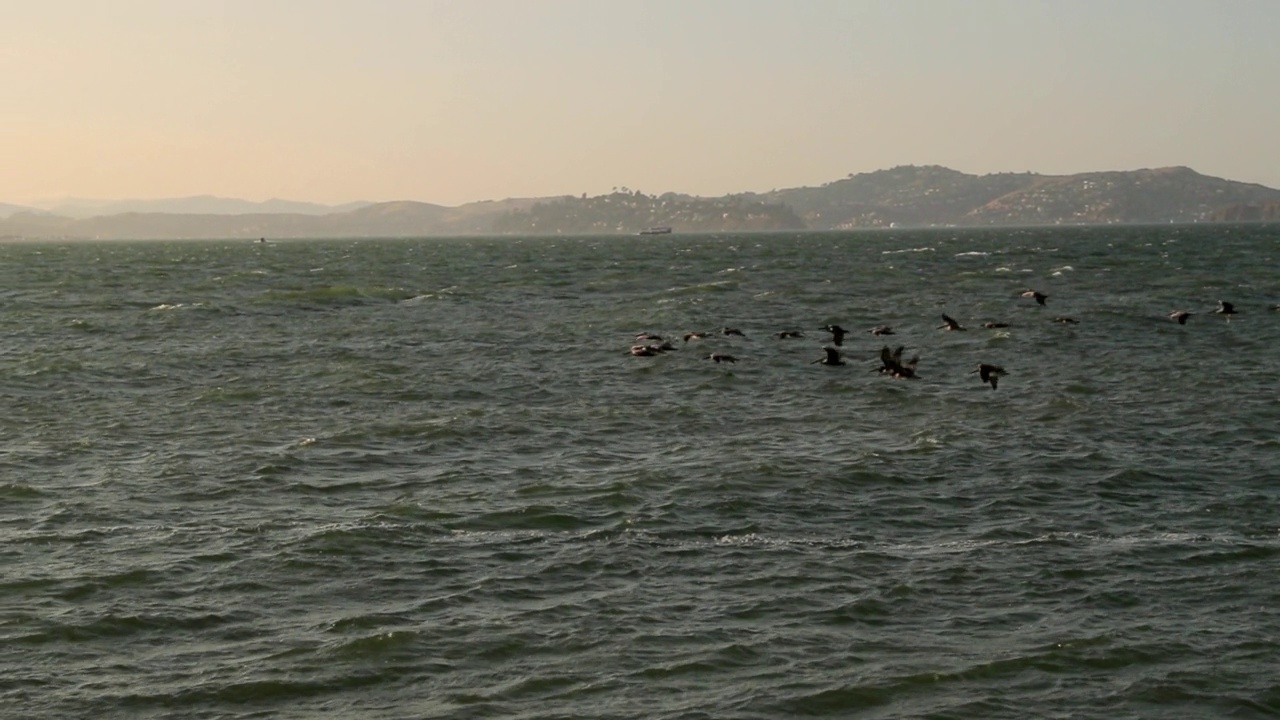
881 247 935 255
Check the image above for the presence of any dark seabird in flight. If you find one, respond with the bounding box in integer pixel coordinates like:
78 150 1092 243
820 324 847 346
1168 310 1192 325
876 345 919 379
776 330 805 339
683 331 707 343
982 321 1010 329
1020 289 1048 305
630 341 675 356
1216 300 1238 320
971 363 1008 390
722 327 748 338
1053 316 1079 324
707 353 737 364
869 324 895 336
635 332 664 341
938 313 966 331
811 347 846 366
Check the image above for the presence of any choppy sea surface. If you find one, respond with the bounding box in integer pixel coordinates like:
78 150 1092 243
2 225 1279 719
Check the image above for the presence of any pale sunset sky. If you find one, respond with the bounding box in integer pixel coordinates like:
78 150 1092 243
3 0 1278 207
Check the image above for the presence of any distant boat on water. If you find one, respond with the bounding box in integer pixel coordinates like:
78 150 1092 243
637 226 672 235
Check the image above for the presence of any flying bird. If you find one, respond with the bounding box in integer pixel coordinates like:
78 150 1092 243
1216 301 1237 320
938 313 966 331
869 325 895 336
776 330 805 339
707 353 737 364
972 363 1008 390
820 324 847 346
876 345 919 379
1020 289 1048 305
1168 310 1192 325
811 347 846 366
722 327 748 337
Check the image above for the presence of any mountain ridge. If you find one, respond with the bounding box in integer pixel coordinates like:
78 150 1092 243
20 195 374 219
4 166 1279 240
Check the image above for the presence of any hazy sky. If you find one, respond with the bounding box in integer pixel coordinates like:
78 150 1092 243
4 0 1278 206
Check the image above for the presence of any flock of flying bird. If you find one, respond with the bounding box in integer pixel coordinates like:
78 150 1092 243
628 288 1274 391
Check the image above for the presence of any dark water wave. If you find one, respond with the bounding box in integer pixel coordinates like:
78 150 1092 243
2 226 1279 718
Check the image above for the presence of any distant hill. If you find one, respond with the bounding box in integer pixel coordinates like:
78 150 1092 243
490 190 805 235
752 165 1280 228
4 166 1279 240
0 198 540 240
1211 200 1280 222
36 195 372 218
0 202 41 219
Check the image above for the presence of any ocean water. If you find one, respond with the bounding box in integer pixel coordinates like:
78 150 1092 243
2 225 1278 719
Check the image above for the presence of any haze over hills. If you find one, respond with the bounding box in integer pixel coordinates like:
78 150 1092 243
3 166 1279 240
23 195 374 219
0 202 41 218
